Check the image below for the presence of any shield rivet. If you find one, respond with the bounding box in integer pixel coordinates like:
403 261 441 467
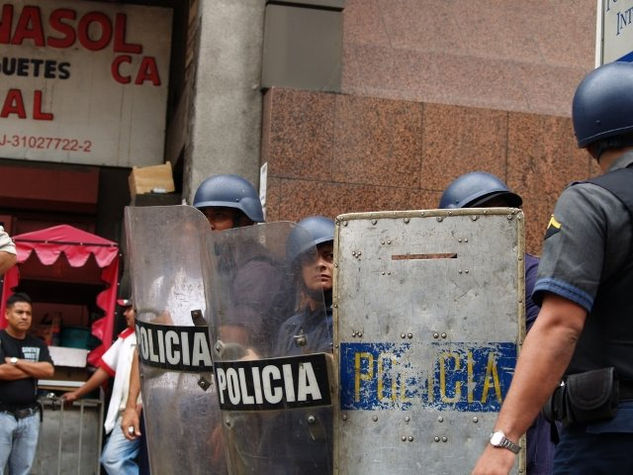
472 417 479 423
404 416 410 423
464 238 469 242
307 415 316 424
437 416 443 423
471 216 478 221
401 436 407 442
342 414 348 421
358 331 363 337
464 269 469 274
433 332 439 339
371 219 377 225
403 217 410 224
458 269 463 274
458 238 462 243
401 333 406 339
441 332 447 339
408 436 414 442
442 436 448 442
434 436 440 442
382 272 386 276
436 217 443 222
387 240 392 245
381 241 385 245
372 415 378 422
352 331 357 337
407 333 413 339
343 221 348 226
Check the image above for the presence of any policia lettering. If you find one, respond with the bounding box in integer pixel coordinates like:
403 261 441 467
214 354 331 411
135 320 213 372
341 342 516 412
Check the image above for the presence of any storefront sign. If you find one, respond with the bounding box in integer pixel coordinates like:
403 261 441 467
0 0 172 167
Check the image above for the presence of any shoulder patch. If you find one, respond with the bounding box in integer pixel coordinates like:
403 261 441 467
544 215 561 240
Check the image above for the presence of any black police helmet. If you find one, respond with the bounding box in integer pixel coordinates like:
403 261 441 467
286 216 335 264
573 61 633 148
193 174 264 223
439 171 522 209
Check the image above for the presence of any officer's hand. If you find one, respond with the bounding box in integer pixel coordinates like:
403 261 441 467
121 407 141 440
240 348 260 361
61 392 78 403
471 445 516 475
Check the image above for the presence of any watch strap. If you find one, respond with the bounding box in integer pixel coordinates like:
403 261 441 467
499 437 520 454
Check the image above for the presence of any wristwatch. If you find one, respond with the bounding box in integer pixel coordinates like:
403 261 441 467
9 357 18 365
489 430 520 454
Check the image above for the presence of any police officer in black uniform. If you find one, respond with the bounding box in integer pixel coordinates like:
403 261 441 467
473 61 633 474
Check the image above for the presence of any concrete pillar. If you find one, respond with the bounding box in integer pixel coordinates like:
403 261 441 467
184 0 265 203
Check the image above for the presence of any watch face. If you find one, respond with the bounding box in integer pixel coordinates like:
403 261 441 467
490 432 504 446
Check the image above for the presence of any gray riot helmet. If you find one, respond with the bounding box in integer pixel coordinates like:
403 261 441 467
439 171 522 209
193 174 264 223
572 62 633 149
286 216 335 263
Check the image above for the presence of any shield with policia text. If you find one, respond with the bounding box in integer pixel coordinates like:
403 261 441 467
333 208 526 474
124 206 226 475
202 222 335 474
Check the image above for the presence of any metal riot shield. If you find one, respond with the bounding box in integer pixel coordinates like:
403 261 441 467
203 222 334 474
333 208 525 474
124 206 226 475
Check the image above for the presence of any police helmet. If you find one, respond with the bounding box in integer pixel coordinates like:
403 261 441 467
439 171 522 209
286 216 335 264
193 174 264 223
573 62 633 148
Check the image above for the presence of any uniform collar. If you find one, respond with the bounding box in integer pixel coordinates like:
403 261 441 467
608 150 633 172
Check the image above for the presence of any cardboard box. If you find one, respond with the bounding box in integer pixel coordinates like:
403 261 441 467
128 162 175 198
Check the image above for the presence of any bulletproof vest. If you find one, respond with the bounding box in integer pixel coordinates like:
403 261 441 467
567 167 633 379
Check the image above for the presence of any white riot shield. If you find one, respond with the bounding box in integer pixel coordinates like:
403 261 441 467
124 206 226 475
333 209 525 474
203 222 334 475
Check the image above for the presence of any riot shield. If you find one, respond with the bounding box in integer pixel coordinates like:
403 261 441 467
124 205 226 475
333 208 525 474
203 222 334 474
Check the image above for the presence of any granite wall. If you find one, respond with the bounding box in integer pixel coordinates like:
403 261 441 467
261 0 599 255
261 88 600 255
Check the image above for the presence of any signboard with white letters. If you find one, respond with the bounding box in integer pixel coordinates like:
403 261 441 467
0 0 172 167
599 0 633 64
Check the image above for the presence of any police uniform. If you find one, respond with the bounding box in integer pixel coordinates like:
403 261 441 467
533 151 633 473
274 306 333 356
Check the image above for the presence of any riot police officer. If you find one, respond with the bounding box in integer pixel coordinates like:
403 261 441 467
193 173 287 354
440 172 553 474
473 62 633 474
258 216 335 474
275 215 335 356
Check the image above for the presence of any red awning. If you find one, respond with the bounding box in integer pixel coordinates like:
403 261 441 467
1 225 120 366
